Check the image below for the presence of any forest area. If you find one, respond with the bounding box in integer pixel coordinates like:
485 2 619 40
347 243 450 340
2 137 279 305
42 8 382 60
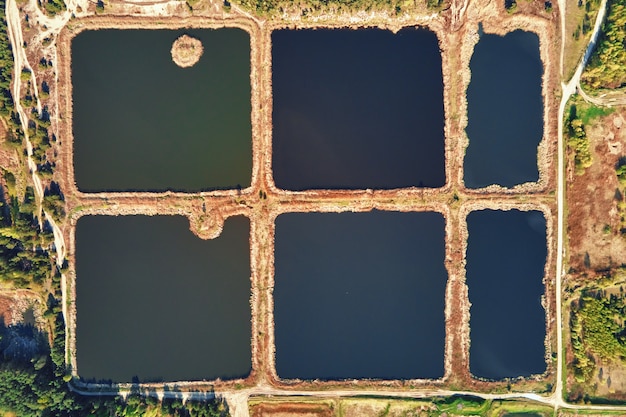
570 289 626 384
581 0 626 89
0 0 230 414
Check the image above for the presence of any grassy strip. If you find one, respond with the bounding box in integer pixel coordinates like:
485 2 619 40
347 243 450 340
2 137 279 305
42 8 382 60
231 0 448 17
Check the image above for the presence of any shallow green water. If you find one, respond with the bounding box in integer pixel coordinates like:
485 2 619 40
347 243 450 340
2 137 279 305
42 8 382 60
72 29 252 192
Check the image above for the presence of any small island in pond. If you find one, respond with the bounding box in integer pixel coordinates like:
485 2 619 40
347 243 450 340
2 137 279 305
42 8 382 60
170 34 203 68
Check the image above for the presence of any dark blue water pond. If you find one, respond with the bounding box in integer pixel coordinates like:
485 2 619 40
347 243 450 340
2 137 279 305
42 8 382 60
464 30 543 189
273 211 447 380
75 215 251 382
466 209 547 379
272 28 445 190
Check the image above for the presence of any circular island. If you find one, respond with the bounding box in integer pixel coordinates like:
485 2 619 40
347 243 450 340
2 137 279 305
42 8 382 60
170 35 204 68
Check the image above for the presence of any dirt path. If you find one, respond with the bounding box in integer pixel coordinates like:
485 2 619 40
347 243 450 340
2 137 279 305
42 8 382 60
577 82 626 107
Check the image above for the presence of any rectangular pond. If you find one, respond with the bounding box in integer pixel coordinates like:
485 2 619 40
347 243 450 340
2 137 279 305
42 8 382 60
466 209 547 379
271 28 445 190
464 30 544 189
273 211 447 380
72 29 252 192
75 215 251 382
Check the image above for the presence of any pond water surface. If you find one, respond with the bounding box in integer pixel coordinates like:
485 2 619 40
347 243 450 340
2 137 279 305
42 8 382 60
272 28 445 190
466 209 546 379
273 211 447 380
72 29 252 192
464 30 543 189
75 215 251 382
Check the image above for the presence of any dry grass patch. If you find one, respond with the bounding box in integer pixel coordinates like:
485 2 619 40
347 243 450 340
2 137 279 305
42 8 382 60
249 401 334 417
563 0 603 79
339 398 436 417
566 100 626 272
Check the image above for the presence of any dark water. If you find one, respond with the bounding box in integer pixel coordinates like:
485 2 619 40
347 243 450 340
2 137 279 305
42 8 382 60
72 29 252 192
272 28 445 190
75 215 251 382
464 30 543 188
273 211 447 380
466 209 546 379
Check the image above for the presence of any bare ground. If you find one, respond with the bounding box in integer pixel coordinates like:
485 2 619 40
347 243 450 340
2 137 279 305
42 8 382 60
566 109 626 273
249 402 334 417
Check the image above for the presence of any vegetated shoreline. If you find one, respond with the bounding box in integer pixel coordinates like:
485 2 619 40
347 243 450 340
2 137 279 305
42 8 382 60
54 0 558 395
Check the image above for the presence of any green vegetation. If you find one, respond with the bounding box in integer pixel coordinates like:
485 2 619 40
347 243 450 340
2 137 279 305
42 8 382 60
505 0 517 13
0 0 20 143
231 0 448 16
570 291 626 383
566 103 593 174
263 397 554 417
425 0 448 10
581 0 626 89
564 99 614 175
0 286 229 416
617 157 626 187
575 0 602 40
564 0 603 79
185 0 200 9
0 184 55 289
39 0 67 15
614 155 626 233
544 1 552 12
432 395 490 415
0 324 230 417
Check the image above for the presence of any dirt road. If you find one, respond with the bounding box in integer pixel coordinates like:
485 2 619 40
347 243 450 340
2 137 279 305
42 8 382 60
577 82 626 107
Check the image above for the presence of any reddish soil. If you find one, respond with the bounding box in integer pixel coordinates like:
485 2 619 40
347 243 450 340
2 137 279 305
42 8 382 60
566 108 626 274
0 294 15 326
249 403 334 417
